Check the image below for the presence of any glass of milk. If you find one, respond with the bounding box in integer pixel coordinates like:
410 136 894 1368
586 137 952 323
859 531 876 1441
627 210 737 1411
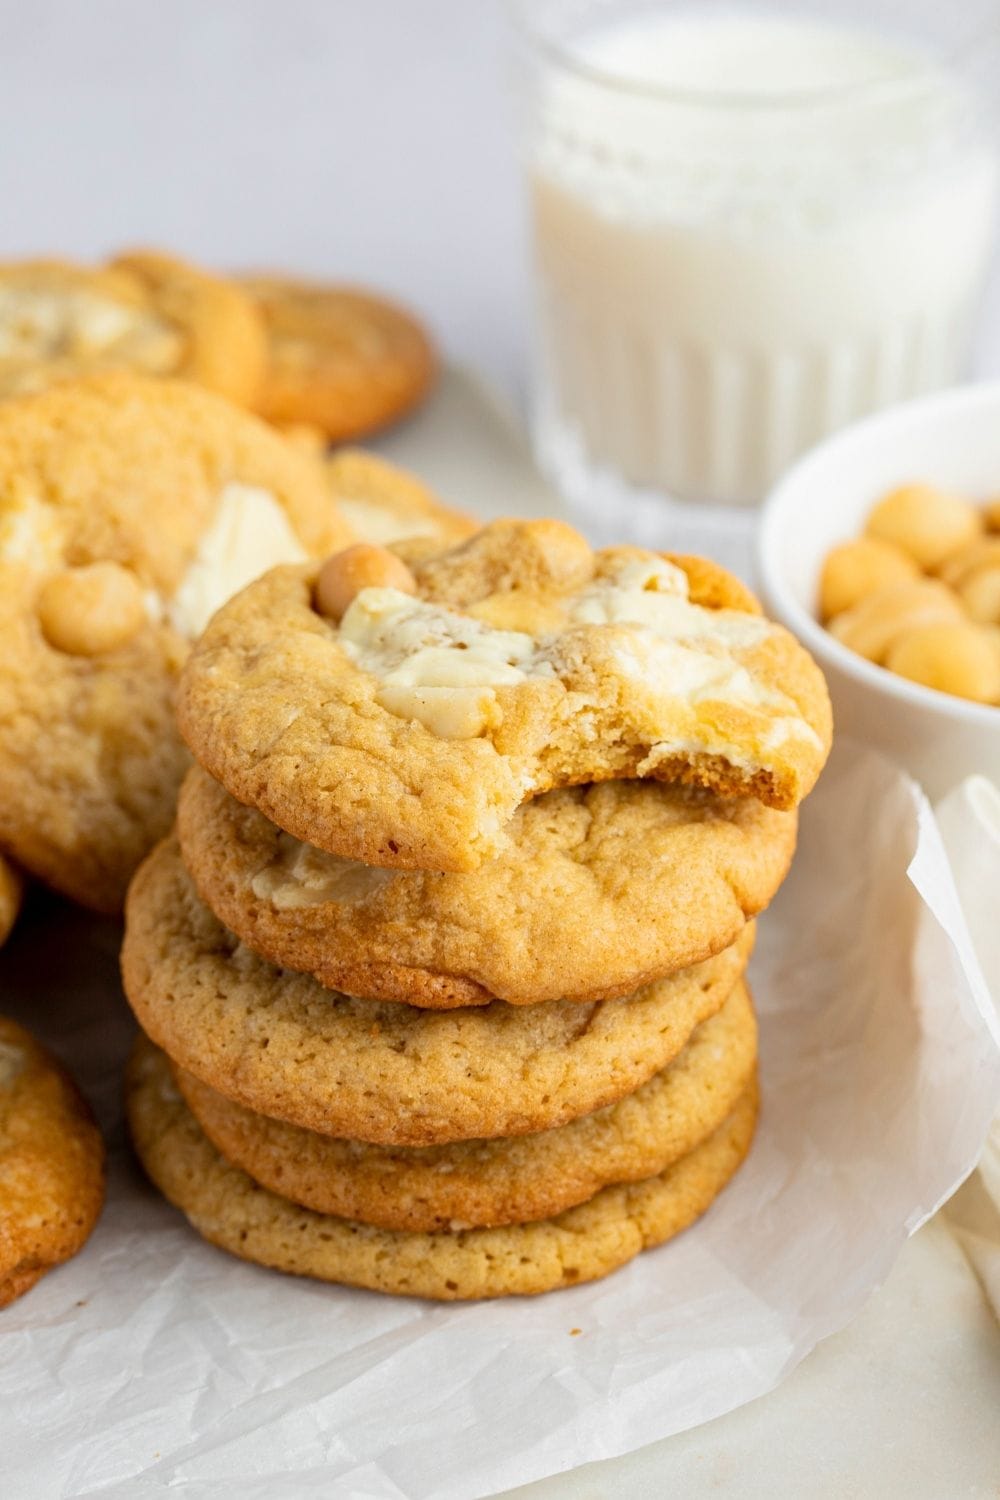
512 0 1000 510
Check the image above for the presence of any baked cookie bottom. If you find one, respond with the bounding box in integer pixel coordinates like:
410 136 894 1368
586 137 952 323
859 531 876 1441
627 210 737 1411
173 979 757 1231
128 1038 758 1301
0 1016 106 1307
122 837 754 1145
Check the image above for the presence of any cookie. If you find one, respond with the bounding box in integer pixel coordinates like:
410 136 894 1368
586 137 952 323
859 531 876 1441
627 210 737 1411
177 766 794 1006
128 1038 758 1300
240 275 436 440
0 372 351 911
122 836 754 1145
0 1017 105 1306
0 854 22 948
322 449 475 547
177 521 831 874
109 249 267 406
174 979 757 1231
0 254 264 404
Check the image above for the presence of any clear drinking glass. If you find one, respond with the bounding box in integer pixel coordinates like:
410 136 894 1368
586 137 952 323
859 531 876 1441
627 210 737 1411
511 0 1000 518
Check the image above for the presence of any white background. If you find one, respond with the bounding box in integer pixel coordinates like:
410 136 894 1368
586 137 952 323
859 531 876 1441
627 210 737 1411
0 0 526 397
1 0 998 408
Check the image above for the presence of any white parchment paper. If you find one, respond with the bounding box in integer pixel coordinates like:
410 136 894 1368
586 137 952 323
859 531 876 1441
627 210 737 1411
1 736 998 1500
935 775 1000 1317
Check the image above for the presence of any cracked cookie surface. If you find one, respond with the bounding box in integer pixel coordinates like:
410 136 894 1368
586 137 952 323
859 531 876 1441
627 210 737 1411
122 836 754 1145
128 1036 757 1300
0 1016 105 1307
175 979 757 1231
0 373 350 910
178 765 793 1005
177 520 831 874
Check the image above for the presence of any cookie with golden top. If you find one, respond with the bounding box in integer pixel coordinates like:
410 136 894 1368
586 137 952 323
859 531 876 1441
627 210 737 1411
0 373 351 911
0 253 265 404
322 449 475 546
0 1017 105 1307
128 1037 757 1301
174 980 757 1231
272 425 474 546
108 249 267 406
177 765 794 1006
122 836 754 1146
240 275 437 439
178 520 831 874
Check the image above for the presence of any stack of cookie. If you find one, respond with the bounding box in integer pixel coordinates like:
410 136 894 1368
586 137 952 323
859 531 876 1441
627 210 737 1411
122 519 831 1300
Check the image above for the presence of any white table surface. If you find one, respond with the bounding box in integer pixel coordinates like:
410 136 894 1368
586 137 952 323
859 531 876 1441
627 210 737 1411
1 3 999 1495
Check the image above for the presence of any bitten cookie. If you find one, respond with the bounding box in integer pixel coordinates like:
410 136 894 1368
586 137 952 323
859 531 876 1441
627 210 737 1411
0 254 265 404
240 275 437 439
178 765 794 1006
322 449 475 547
128 1038 758 1300
122 836 754 1145
0 1017 105 1306
174 980 757 1230
0 373 351 911
177 521 831 873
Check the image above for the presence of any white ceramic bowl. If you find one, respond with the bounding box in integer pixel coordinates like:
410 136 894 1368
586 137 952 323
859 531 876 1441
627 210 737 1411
758 382 1000 802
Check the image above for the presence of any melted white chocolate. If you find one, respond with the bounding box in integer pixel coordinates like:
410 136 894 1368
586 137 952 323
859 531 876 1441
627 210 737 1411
251 835 394 909
169 483 307 639
338 554 792 739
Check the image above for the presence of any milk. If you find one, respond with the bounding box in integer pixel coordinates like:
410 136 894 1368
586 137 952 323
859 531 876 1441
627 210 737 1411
526 12 999 505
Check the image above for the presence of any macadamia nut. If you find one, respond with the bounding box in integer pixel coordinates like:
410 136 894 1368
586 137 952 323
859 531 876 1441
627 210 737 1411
315 543 416 622
866 483 982 570
819 536 918 621
37 562 146 656
885 621 1000 703
957 565 1000 625
937 537 1000 588
827 579 964 663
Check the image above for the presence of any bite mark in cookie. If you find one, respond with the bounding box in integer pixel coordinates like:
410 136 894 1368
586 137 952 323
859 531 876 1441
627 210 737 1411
178 519 831 873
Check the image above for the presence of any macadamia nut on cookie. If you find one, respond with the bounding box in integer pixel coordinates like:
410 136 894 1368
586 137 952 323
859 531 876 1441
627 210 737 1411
37 562 146 655
314 544 416 622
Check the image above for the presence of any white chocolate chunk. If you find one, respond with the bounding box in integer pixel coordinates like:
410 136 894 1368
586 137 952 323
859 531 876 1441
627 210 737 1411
251 835 395 909
169 483 307 639
0 494 65 570
337 554 792 741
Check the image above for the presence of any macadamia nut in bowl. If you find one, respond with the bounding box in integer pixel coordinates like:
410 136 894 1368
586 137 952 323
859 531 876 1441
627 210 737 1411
759 384 1000 800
